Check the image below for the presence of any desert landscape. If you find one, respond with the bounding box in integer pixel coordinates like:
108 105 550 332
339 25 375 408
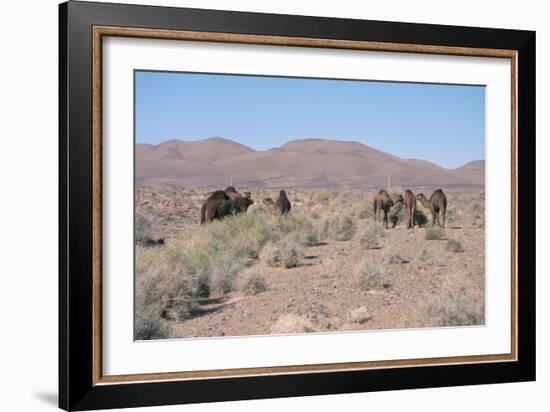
134 138 485 340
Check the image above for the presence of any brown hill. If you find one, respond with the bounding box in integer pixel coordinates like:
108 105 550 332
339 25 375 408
452 160 486 185
136 137 484 189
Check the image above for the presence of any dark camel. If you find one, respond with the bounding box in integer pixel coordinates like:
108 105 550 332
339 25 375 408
416 189 447 228
373 190 403 229
200 188 254 224
275 190 291 218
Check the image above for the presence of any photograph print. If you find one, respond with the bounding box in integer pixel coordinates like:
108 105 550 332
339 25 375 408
134 71 486 340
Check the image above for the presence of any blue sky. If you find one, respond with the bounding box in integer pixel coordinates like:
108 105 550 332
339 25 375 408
135 71 485 169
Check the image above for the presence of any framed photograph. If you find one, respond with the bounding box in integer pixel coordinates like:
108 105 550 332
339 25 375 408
59 1 535 410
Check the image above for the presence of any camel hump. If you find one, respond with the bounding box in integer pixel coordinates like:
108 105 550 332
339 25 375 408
208 190 230 200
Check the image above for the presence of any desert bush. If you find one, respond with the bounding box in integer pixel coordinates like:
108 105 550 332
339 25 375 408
260 242 279 267
270 314 316 334
134 251 188 339
317 190 330 203
388 203 404 227
277 238 304 268
418 247 431 263
446 239 464 253
354 258 385 290
278 213 320 246
135 213 153 242
329 214 357 241
385 252 408 264
424 288 483 327
151 212 276 299
349 306 371 324
239 272 268 295
261 238 304 268
359 221 384 249
356 200 373 219
469 200 485 228
414 209 428 226
425 227 445 240
317 218 331 242
135 304 175 340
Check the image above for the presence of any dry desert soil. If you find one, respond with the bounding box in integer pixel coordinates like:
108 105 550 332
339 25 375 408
135 186 485 339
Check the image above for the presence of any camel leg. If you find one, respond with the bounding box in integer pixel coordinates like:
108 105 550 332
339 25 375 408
411 205 416 228
431 209 436 227
441 208 446 228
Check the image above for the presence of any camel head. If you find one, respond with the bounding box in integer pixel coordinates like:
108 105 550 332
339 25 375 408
416 193 430 208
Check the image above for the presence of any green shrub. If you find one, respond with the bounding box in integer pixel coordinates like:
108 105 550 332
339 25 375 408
261 238 304 268
135 213 153 242
446 239 464 253
359 221 384 249
425 227 445 240
135 304 175 340
279 214 320 246
240 272 268 295
424 288 483 327
354 258 384 290
329 214 357 241
414 209 428 226
388 203 404 227
356 201 373 220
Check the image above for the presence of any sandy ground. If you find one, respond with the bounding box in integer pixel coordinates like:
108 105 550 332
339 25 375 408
136 186 485 338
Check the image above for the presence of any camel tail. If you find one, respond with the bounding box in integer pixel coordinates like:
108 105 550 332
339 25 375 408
200 204 206 225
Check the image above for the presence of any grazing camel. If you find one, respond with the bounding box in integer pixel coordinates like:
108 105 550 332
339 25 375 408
416 189 447 228
373 190 403 229
403 189 417 229
200 187 254 224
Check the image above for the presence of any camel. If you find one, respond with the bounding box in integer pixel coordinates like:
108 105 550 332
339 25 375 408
403 189 417 229
416 189 447 228
275 190 291 218
200 188 254 224
373 190 403 229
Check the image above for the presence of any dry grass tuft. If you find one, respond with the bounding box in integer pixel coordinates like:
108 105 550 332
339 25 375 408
270 314 316 334
354 258 387 290
349 306 372 324
446 239 464 253
239 272 268 295
425 227 445 240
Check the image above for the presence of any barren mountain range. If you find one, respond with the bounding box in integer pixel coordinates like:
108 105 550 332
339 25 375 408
136 137 484 189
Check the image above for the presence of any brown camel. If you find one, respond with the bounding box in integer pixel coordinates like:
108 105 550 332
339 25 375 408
200 188 254 224
416 189 447 228
373 190 403 229
403 189 417 229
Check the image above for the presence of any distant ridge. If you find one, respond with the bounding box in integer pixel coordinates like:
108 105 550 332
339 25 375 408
136 137 484 189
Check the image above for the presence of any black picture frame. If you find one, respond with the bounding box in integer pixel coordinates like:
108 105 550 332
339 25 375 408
59 1 536 410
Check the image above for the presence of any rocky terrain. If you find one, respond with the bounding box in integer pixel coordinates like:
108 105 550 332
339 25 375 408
135 186 485 340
